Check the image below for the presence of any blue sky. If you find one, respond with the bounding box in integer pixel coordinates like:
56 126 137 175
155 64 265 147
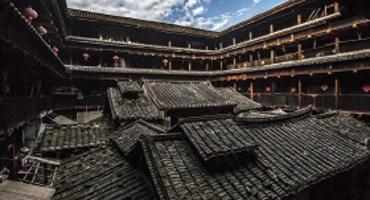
67 0 287 31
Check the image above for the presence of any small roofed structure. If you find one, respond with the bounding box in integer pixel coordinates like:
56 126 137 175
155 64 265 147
106 82 162 124
144 81 236 123
175 115 258 167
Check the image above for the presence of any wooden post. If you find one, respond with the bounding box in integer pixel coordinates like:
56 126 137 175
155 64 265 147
188 43 191 49
297 14 302 25
250 81 254 100
233 82 237 90
168 41 172 47
99 51 102 67
335 78 339 109
233 38 236 45
220 60 223 70
233 58 237 66
169 60 172 71
298 44 303 60
270 24 274 33
298 79 302 108
257 51 261 61
206 45 209 50
69 51 73 65
219 42 223 49
270 50 275 64
249 55 253 63
249 32 253 40
206 63 209 71
313 38 317 49
188 62 192 71
334 36 340 53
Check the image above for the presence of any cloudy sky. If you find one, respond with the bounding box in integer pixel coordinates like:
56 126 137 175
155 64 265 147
67 0 287 31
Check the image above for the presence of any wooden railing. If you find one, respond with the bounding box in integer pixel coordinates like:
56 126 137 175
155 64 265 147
251 93 370 114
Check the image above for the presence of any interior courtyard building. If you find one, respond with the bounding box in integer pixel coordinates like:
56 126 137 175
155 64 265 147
1 0 370 199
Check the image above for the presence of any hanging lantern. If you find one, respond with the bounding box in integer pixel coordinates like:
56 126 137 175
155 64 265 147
320 85 329 92
52 46 59 55
112 55 120 61
36 26 47 36
162 59 169 66
82 53 90 61
23 7 38 21
362 84 370 93
290 87 297 93
265 86 272 92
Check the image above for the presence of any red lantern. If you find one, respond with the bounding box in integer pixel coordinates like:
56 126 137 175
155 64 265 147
36 26 47 36
265 86 272 92
362 84 370 93
82 53 90 61
52 47 59 55
320 85 329 92
23 7 38 21
112 55 120 61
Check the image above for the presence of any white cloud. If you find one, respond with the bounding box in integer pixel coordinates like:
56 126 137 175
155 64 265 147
67 0 187 21
67 0 253 31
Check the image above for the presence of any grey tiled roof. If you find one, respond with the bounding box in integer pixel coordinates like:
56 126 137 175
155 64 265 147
107 87 162 121
53 144 156 200
113 120 165 156
315 113 370 145
179 116 257 163
144 81 236 110
140 115 368 200
38 125 107 153
117 81 143 94
216 87 262 113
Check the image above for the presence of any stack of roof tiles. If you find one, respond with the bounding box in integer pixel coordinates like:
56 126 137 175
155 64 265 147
107 81 162 122
53 144 155 200
144 81 236 110
38 124 107 153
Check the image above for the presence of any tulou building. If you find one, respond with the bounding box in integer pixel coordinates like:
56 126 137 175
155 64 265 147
0 0 370 199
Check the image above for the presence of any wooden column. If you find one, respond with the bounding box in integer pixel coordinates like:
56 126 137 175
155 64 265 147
219 42 223 49
249 55 253 63
233 58 237 66
206 63 209 71
297 14 302 25
250 81 254 100
168 41 172 47
334 37 340 53
249 32 253 40
188 62 192 71
188 43 191 49
298 79 302 108
335 78 340 109
270 24 274 33
233 38 236 45
270 50 275 64
298 44 303 60
169 60 172 71
233 82 237 90
69 50 73 65
220 60 223 70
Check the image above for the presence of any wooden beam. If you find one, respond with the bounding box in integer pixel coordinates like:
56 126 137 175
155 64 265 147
250 81 254 100
335 78 340 109
298 79 302 108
